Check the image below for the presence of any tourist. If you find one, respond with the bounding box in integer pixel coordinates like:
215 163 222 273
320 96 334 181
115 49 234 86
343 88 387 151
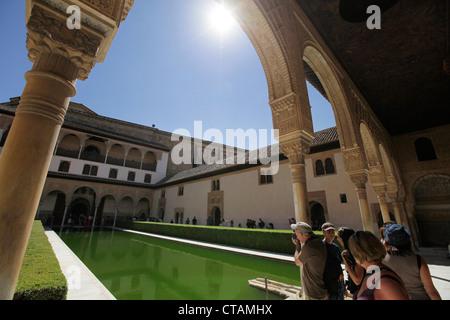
337 227 365 297
192 216 197 225
348 231 410 300
291 221 327 300
321 222 345 300
381 223 441 300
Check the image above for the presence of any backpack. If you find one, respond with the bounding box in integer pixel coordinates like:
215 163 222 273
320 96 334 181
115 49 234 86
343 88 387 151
323 242 344 295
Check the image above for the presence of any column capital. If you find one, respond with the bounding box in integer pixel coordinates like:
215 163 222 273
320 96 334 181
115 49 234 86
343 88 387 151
25 0 134 80
347 169 369 189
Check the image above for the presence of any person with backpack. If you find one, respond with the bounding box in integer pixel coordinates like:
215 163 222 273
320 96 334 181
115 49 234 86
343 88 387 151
321 222 345 300
381 223 442 300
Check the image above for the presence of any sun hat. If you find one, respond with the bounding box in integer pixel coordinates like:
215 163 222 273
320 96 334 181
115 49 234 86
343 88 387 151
291 222 314 236
321 222 336 231
383 223 411 247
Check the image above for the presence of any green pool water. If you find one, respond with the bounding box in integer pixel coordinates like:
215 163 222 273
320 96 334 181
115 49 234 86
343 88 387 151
59 229 300 300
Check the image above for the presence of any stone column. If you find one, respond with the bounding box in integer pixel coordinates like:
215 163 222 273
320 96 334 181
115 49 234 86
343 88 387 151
349 171 375 234
373 185 392 224
0 0 134 300
270 93 313 224
387 193 402 225
283 140 311 224
0 52 78 300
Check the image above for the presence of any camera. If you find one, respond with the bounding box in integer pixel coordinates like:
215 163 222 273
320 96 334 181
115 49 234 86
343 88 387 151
291 233 297 240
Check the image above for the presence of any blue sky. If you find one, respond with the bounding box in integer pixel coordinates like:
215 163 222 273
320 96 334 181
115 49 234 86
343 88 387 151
0 0 335 148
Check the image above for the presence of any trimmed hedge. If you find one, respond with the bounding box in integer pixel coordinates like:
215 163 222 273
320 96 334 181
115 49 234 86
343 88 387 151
14 220 68 300
116 221 340 255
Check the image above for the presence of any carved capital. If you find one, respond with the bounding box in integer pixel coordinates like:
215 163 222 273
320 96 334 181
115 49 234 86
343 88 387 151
280 138 310 165
25 0 134 80
348 170 369 189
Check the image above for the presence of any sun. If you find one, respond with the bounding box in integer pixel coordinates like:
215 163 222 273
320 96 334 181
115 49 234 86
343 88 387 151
209 4 236 35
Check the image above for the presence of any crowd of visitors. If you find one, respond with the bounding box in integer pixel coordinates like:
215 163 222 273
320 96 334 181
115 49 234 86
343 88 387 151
291 220 442 300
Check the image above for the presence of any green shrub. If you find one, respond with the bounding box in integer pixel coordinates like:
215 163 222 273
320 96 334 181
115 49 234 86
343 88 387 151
14 221 67 300
116 221 341 255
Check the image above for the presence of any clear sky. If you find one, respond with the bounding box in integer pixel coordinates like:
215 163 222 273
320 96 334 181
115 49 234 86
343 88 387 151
0 0 335 149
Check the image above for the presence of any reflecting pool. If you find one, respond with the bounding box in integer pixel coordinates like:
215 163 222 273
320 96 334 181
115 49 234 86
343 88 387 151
59 230 300 300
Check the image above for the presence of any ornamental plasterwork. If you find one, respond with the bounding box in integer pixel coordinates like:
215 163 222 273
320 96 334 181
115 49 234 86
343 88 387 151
342 146 367 172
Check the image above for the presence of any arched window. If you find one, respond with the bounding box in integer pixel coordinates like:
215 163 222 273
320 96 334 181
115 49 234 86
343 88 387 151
414 137 437 161
144 174 152 183
315 160 325 176
127 171 136 182
325 158 335 174
58 161 70 173
109 169 118 179
82 165 91 175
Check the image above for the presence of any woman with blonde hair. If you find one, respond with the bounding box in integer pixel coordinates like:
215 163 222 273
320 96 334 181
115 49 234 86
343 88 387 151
348 231 410 300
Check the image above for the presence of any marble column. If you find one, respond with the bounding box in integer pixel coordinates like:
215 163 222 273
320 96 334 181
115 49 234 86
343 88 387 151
0 0 134 299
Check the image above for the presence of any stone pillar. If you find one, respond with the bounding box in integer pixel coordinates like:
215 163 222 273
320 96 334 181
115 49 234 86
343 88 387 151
0 52 78 300
270 93 313 224
387 193 402 225
349 171 375 234
0 0 134 300
283 141 310 224
373 185 392 224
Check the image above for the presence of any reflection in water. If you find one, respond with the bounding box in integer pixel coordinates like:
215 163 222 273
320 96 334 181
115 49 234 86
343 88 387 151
59 230 299 300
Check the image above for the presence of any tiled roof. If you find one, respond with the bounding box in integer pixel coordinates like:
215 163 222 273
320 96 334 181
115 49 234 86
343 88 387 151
157 127 340 186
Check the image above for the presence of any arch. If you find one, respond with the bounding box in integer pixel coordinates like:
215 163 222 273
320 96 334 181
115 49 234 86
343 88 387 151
41 190 66 226
136 198 150 220
315 159 325 176
125 148 141 169
309 201 325 231
303 44 358 149
118 196 134 220
142 151 157 171
360 122 380 167
211 206 222 226
226 0 293 101
98 195 116 226
412 174 450 246
107 144 125 166
56 134 80 158
80 143 105 163
325 158 335 174
67 197 91 226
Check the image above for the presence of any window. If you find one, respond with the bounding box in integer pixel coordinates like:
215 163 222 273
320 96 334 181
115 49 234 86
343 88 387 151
109 168 118 179
325 158 335 174
414 137 437 161
161 189 166 198
82 165 98 176
178 186 184 196
260 168 274 185
144 174 152 183
340 194 348 203
82 164 91 175
315 160 325 176
90 166 98 176
127 171 135 182
212 179 220 191
58 161 70 173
